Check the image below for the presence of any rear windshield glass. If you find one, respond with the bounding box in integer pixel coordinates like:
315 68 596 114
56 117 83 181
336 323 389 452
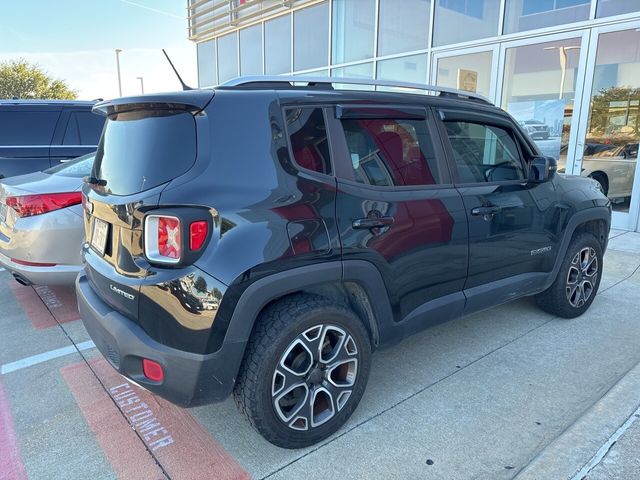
45 152 95 177
92 110 197 196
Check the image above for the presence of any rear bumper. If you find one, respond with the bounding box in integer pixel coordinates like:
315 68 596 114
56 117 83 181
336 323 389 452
0 251 81 285
76 272 246 406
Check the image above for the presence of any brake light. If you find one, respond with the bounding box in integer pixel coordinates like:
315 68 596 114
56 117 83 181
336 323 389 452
5 192 82 218
144 214 210 265
189 221 208 250
144 215 182 264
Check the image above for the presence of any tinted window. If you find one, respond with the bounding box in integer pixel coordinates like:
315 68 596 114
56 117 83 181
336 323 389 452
45 152 94 177
93 110 196 196
63 111 104 145
197 39 217 87
286 108 331 175
444 121 525 183
341 117 440 186
0 111 60 146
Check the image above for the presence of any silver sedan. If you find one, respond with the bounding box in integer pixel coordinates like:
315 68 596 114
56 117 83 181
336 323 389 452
0 153 93 285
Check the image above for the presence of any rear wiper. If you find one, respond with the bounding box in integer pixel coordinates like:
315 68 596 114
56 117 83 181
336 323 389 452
83 176 107 187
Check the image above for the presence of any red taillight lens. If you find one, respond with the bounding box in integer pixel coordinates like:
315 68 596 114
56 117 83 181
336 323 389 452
144 215 182 264
5 192 82 218
142 359 164 382
189 221 208 251
158 217 181 259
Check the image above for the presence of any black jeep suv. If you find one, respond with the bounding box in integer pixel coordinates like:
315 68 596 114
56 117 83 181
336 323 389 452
77 78 611 448
0 99 104 178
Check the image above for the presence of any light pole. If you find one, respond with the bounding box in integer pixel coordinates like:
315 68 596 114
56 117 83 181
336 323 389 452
115 49 123 97
136 76 145 94
544 45 580 99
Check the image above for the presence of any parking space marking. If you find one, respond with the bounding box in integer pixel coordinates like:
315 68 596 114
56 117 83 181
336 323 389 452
1 341 95 375
0 380 28 480
88 357 251 480
7 282 81 330
61 360 167 480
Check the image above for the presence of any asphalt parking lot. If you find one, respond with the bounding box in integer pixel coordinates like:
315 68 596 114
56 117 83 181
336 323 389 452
1 230 640 480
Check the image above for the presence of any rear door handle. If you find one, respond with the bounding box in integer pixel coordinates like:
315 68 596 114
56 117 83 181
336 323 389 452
471 205 502 218
352 216 394 229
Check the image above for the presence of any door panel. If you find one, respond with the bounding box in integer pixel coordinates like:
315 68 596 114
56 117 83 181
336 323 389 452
330 106 468 323
437 109 560 290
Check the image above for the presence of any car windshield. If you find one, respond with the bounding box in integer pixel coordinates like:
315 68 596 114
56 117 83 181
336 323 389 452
44 152 95 177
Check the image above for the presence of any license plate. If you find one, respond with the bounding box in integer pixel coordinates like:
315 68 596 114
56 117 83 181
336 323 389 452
0 203 7 223
91 218 109 255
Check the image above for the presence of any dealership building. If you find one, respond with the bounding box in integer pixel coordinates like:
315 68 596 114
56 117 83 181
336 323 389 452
187 0 640 232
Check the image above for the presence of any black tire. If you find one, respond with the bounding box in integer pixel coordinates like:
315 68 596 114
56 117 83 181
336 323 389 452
589 172 609 196
233 293 371 448
535 233 603 318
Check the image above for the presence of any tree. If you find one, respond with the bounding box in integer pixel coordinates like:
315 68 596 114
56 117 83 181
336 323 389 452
0 59 78 100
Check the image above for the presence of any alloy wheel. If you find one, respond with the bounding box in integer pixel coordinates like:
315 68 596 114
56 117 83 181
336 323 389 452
271 324 359 431
566 246 598 308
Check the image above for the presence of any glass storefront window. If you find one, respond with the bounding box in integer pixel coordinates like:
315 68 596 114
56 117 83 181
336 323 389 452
596 0 640 17
197 40 217 87
294 3 329 71
332 0 375 64
435 51 493 99
377 54 428 90
503 0 590 34
581 29 640 212
332 62 374 90
433 0 501 47
502 38 582 169
240 24 262 75
217 32 238 83
377 0 430 56
265 15 291 75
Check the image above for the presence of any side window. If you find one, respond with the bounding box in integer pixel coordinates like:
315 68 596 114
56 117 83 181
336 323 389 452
0 111 60 146
63 113 80 145
444 121 525 183
286 107 332 175
63 112 104 145
76 112 104 145
340 117 441 186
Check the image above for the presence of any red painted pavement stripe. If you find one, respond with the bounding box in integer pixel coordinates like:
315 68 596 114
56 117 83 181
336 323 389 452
33 285 80 324
89 358 251 480
60 361 166 480
0 380 28 480
6 283 79 330
7 281 57 330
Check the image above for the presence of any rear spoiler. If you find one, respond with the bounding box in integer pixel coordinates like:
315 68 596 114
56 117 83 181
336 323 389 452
93 90 214 117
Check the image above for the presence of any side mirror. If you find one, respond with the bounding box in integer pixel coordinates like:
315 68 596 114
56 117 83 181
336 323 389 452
529 156 557 182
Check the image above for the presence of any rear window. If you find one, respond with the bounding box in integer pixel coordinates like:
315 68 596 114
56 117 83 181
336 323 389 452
45 152 95 177
92 110 197 196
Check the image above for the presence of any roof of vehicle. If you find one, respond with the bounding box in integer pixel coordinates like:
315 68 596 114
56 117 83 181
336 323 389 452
0 99 99 107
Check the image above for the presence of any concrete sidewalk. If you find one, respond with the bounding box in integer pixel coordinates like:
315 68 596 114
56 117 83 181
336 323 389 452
516 230 640 480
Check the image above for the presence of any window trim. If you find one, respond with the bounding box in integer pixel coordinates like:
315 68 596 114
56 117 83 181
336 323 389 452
329 104 453 190
282 105 336 179
434 108 532 186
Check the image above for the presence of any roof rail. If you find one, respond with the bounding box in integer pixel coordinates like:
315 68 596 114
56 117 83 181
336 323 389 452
220 75 492 104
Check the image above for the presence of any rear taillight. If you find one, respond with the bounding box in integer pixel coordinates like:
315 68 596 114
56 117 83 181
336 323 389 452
144 214 210 265
145 215 182 264
189 221 208 250
5 192 82 218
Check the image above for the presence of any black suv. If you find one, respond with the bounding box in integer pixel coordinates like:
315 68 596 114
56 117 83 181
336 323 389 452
77 78 611 448
0 99 104 178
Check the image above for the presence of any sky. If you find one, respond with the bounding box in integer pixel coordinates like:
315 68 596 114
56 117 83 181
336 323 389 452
0 0 197 100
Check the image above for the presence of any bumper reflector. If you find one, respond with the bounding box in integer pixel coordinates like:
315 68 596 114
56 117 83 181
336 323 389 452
142 359 164 382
